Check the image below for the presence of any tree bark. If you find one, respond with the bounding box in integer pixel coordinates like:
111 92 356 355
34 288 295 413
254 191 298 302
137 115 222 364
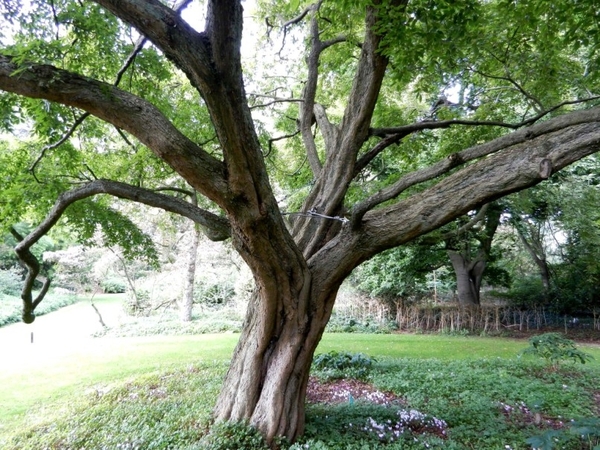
445 204 502 306
181 192 201 322
4 0 600 445
447 251 485 306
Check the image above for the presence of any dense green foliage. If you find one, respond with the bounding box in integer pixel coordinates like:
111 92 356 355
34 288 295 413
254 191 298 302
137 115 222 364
2 353 598 449
521 332 595 368
312 351 375 381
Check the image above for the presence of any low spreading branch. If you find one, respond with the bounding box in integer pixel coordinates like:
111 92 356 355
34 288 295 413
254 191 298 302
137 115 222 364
11 179 231 322
353 97 600 209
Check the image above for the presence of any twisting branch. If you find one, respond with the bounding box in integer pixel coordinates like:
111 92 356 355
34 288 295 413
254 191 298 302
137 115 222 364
11 179 231 322
10 227 51 324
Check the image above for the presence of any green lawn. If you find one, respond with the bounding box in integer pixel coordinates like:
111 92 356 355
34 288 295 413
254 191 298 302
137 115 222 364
1 296 599 447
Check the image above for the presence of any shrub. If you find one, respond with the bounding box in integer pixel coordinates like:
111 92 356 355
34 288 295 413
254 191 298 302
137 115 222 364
194 278 235 307
312 351 374 381
101 277 127 294
521 332 594 368
0 267 22 296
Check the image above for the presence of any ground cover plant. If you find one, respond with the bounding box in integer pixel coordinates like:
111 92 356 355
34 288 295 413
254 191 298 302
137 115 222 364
0 291 78 327
1 336 599 450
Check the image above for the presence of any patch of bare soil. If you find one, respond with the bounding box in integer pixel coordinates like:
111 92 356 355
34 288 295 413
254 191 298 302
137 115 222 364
306 377 404 406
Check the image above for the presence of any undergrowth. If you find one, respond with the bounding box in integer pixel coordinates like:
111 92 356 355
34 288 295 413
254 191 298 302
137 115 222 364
0 292 78 327
2 354 598 450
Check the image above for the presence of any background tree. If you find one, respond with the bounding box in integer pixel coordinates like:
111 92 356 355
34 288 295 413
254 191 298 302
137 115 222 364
2 0 600 443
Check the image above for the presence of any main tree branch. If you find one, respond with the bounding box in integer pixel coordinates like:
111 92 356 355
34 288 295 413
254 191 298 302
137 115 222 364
353 106 600 222
0 55 228 205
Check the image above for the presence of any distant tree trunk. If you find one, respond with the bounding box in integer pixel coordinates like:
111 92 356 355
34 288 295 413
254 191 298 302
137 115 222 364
446 203 502 306
447 250 485 305
515 224 552 298
180 192 200 322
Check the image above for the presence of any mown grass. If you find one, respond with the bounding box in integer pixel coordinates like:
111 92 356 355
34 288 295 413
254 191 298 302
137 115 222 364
1 296 599 449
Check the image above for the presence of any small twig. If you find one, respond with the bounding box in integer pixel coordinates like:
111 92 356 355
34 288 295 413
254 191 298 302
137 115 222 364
29 112 90 176
266 130 300 157
249 97 303 110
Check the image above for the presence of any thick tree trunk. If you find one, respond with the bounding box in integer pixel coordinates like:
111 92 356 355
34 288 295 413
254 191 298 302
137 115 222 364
213 274 338 442
448 251 485 306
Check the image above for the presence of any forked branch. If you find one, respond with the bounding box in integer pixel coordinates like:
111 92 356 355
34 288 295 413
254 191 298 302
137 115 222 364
10 227 51 324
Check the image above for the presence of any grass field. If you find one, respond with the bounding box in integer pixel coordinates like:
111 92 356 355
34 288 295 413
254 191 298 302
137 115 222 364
1 295 599 449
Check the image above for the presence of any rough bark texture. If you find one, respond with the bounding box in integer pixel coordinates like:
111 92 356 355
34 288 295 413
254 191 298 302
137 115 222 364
3 0 600 444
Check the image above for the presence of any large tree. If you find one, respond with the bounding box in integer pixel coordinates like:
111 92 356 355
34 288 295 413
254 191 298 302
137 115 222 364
2 0 600 443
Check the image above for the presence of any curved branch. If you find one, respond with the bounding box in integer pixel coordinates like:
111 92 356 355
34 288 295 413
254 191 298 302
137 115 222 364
9 227 51 324
311 111 600 289
361 116 600 249
11 179 231 322
0 55 228 205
